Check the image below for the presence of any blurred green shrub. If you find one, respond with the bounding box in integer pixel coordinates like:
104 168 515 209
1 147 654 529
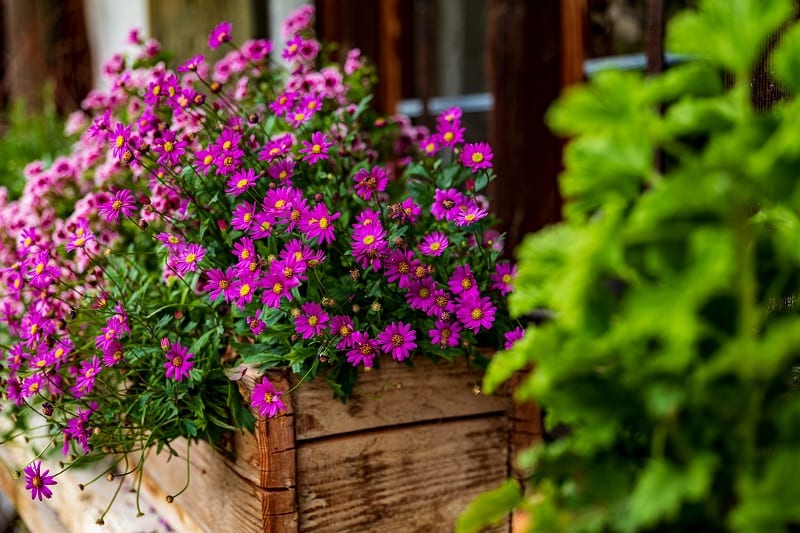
461 0 800 531
0 84 69 200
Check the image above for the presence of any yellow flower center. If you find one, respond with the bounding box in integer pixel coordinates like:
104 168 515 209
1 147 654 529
471 308 483 320
241 249 250 259
443 132 454 142
461 278 473 290
502 274 512 284
264 392 275 403
29 382 40 392
340 325 352 336
419 287 430 298
308 316 318 327
391 334 403 347
185 253 197 264
223 140 233 150
294 112 305 122
115 135 125 148
363 235 375 245
219 280 230 290
272 282 284 295
425 142 435 153
243 212 253 222
240 284 251 296
163 141 174 153
172 356 183 367
35 263 45 275
236 178 249 189
203 155 213 165
311 144 322 154
429 242 440 251
318 217 329 229
471 152 484 163
274 199 286 209
112 200 123 211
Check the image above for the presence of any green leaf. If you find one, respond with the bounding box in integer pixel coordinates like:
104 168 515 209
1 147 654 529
771 23 800 93
621 455 717 530
456 479 522 533
668 0 794 75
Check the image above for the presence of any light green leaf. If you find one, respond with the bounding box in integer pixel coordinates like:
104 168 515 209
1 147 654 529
456 479 522 533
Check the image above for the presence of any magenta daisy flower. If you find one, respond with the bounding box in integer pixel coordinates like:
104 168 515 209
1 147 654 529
419 232 449 257
153 129 187 167
231 201 257 231
353 166 388 201
420 136 440 157
377 322 417 361
329 315 356 349
438 106 462 124
101 342 125 367
178 54 205 73
455 203 488 227
108 122 132 160
461 142 493 173
208 21 233 50
22 374 45 399
384 249 418 289
62 406 93 455
269 91 297 116
259 134 294 162
394 197 421 224
456 294 497 333
491 262 517 296
301 203 340 245
268 159 295 185
98 189 137 223
448 264 479 297
431 188 466 221
299 131 332 164
504 327 525 350
352 224 389 271
436 120 465 147
260 272 296 309
164 342 194 381
226 168 259 197
65 220 95 252
251 377 286 418
294 302 329 339
250 211 277 240
406 278 436 311
203 267 235 302
346 332 377 368
174 243 205 276
24 461 57 501
230 276 256 310
427 288 455 319
72 356 102 397
429 319 462 348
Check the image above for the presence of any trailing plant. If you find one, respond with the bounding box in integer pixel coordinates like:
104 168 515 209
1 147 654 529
462 0 800 531
0 6 515 517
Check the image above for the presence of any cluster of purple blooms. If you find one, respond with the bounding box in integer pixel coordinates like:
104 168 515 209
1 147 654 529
0 6 525 503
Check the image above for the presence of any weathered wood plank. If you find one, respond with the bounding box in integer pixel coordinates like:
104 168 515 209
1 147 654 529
291 356 509 440
0 437 167 532
297 416 510 532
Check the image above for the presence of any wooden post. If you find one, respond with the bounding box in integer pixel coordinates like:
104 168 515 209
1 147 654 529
2 0 50 112
560 0 588 88
645 0 666 75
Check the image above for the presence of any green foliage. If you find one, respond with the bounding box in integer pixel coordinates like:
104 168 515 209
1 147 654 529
471 0 800 530
0 85 69 200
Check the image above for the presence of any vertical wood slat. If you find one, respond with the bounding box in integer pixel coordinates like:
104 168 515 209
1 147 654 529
645 0 666 75
487 0 563 253
560 0 588 88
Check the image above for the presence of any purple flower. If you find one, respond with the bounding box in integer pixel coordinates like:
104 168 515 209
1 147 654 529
248 315 267 335
164 342 194 381
491 262 517 296
178 54 205 73
455 203 488 227
456 294 497 333
431 188 466 221
352 224 389 271
347 332 377 368
377 322 417 361
72 356 102 397
461 142 493 173
63 406 93 455
299 131 332 164
448 264 479 297
226 168 259 197
153 129 187 167
231 276 256 310
231 201 257 231
436 120 465 147
406 278 436 311
504 327 525 350
174 243 206 276
251 377 286 418
101 342 125 367
209 21 233 50
294 302 329 339
429 319 462 348
384 249 418 289
261 273 295 309
108 123 132 160
98 189 137 223
268 159 295 185
203 267 235 302
22 374 45 399
301 203 340 245
419 232 449 257
24 461 57 501
329 315 356 349
353 166 388 201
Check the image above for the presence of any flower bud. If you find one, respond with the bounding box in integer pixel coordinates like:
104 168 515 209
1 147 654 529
321 297 335 307
370 301 381 313
352 304 360 313
210 82 222 93
174 310 184 320
160 338 171 351
314 193 324 202
217 219 228 231
349 269 360 281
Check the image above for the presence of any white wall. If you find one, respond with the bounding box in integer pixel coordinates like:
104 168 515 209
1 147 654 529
83 0 150 89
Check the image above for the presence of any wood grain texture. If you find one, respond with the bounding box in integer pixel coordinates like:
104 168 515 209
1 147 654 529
291 357 509 440
0 438 167 533
141 361 512 532
297 416 510 533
